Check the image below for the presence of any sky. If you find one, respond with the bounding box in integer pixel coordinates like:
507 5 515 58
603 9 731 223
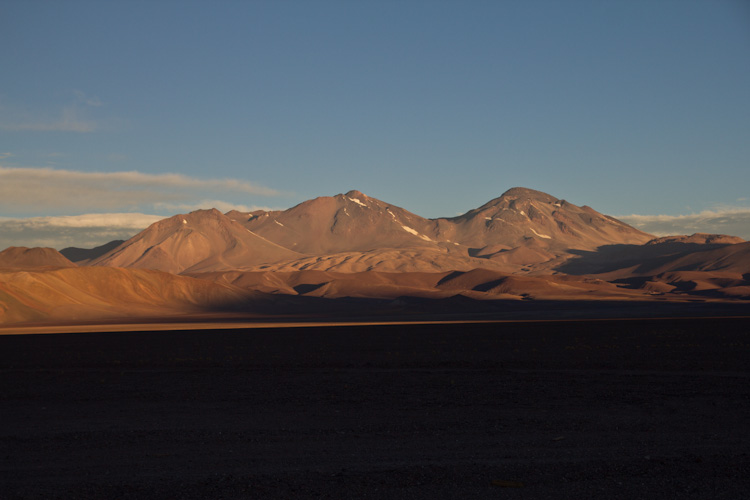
1 0 749 249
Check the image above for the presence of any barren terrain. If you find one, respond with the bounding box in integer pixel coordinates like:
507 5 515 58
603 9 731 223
2 317 749 498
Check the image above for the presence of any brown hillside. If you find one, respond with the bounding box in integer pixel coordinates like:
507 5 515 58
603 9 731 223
0 266 252 325
192 267 666 302
90 209 302 274
0 247 77 269
241 190 446 254
441 187 653 251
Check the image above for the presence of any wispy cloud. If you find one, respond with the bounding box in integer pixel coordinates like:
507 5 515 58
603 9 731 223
0 153 12 160
0 91 102 132
1 108 96 132
107 153 128 162
618 208 750 240
0 213 164 229
0 166 283 214
73 90 102 107
0 213 163 250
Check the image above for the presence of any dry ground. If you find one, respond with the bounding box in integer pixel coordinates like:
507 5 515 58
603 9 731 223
2 317 750 499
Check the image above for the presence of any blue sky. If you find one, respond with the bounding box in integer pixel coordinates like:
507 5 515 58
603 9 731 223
1 0 749 247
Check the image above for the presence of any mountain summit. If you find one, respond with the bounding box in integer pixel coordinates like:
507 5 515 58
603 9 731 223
235 190 443 254
442 187 653 253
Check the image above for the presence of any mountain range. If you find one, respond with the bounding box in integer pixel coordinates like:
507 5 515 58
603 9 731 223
1 187 748 325
87 187 654 274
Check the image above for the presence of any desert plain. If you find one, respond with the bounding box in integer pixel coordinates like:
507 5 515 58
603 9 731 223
2 316 750 499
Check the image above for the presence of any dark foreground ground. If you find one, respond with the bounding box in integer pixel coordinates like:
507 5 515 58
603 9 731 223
2 317 750 499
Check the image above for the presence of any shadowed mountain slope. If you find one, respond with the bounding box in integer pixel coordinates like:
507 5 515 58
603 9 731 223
558 236 749 278
647 240 750 274
60 240 125 264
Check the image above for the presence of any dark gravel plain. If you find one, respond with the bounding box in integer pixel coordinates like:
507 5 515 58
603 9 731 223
2 316 750 499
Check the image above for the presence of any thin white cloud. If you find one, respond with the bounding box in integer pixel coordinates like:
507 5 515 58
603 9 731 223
0 166 282 214
0 106 97 132
618 208 750 240
0 91 101 132
73 90 102 107
0 152 12 160
0 213 164 229
0 213 163 250
107 153 128 162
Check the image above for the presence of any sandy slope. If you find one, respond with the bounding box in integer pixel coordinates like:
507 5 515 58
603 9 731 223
190 267 681 302
90 208 302 273
0 266 250 324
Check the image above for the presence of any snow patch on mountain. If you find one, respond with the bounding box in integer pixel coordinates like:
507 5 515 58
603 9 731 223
348 197 367 207
401 225 432 241
530 228 551 239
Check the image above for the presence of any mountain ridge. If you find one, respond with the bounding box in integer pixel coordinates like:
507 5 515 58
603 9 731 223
215 187 654 274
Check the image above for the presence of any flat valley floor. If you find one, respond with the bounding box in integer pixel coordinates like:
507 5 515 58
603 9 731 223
2 317 750 499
